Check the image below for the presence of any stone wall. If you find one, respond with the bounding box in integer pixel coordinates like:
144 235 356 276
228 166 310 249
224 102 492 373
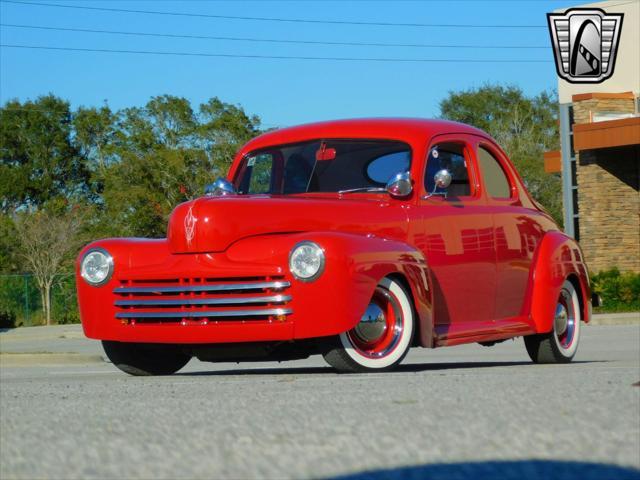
572 97 636 124
572 95 640 273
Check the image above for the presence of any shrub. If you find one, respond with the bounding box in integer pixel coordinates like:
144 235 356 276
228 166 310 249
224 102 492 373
0 310 16 329
591 268 640 313
52 275 81 324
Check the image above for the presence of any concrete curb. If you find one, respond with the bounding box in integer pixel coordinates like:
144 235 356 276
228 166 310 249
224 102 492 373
0 352 105 367
590 312 640 326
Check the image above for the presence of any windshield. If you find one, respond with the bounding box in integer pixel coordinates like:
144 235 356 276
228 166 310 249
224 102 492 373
235 140 411 195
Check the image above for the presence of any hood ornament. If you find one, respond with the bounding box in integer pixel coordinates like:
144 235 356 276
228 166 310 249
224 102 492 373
184 206 197 246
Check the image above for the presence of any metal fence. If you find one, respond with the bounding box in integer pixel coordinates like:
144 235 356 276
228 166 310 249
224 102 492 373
0 274 79 328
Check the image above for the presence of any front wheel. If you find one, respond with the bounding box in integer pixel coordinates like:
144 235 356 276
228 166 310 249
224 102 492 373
323 277 414 373
102 341 191 376
524 280 581 364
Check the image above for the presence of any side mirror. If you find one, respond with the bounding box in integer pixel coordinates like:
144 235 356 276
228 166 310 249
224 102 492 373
205 178 237 197
434 169 452 189
423 169 453 199
385 172 413 198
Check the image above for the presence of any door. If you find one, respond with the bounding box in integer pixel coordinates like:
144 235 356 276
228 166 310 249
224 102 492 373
475 141 545 321
414 134 497 339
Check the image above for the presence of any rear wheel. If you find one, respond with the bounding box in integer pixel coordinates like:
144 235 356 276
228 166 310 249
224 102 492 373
323 277 414 373
102 341 191 376
524 280 581 364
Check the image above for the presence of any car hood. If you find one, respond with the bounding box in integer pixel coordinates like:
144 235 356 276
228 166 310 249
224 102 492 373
167 194 409 253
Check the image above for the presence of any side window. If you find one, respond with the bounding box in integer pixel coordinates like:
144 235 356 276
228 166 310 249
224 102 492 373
424 142 471 197
366 151 410 185
477 147 511 199
246 153 273 194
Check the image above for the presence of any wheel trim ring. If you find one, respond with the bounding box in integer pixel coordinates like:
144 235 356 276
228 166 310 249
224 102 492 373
347 287 404 359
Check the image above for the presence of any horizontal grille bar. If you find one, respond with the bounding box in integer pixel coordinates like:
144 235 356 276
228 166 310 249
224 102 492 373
114 295 291 307
115 308 292 319
114 281 290 295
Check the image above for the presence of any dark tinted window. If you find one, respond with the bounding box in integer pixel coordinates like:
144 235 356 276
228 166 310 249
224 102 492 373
237 140 411 194
477 147 511 198
424 142 471 197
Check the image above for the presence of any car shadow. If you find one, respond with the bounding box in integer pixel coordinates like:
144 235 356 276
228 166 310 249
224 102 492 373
324 459 640 480
176 360 605 377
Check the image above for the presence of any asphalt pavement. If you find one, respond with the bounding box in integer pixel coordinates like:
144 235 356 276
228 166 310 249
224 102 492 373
1 323 639 480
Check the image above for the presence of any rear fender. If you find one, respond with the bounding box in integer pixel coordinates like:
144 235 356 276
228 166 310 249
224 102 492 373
527 231 591 334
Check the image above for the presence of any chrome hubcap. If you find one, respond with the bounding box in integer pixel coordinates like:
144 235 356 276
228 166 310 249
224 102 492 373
347 286 405 359
354 303 387 343
554 304 568 336
555 289 576 350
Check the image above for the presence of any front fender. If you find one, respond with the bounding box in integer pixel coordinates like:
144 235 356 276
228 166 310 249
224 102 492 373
228 232 432 342
528 231 591 334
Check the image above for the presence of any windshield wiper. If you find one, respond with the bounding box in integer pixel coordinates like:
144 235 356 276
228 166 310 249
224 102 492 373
338 187 387 195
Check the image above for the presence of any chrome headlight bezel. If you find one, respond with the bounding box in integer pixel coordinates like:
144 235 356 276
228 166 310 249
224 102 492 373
288 241 325 282
80 248 114 287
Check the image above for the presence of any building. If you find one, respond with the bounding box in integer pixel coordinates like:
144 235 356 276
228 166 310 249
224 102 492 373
546 0 640 273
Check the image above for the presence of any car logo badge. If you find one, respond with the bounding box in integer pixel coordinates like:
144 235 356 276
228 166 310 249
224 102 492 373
184 206 197 246
547 8 623 84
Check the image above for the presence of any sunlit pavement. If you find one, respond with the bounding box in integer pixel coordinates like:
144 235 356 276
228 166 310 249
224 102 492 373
1 324 639 479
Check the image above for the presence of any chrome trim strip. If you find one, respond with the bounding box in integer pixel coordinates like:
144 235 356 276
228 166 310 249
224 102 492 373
115 295 291 307
115 308 293 319
113 281 290 295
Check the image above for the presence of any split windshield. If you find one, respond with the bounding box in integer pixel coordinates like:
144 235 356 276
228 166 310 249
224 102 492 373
235 140 411 195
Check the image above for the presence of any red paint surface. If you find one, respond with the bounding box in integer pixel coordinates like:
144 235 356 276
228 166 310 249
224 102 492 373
76 118 590 348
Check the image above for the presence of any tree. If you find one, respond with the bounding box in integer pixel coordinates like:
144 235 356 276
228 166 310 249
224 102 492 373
1 93 263 326
13 207 86 325
73 104 118 176
0 214 17 273
439 84 563 225
97 96 262 237
0 95 90 213
198 97 262 177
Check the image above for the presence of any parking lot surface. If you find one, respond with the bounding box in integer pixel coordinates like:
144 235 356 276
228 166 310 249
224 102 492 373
1 324 639 479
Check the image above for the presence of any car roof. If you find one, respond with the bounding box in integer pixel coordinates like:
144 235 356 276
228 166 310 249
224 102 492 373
239 118 492 154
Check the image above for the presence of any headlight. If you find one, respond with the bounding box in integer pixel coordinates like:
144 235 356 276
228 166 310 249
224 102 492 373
80 248 114 286
289 241 325 282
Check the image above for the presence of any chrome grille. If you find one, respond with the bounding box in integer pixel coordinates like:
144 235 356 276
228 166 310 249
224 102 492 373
113 277 292 323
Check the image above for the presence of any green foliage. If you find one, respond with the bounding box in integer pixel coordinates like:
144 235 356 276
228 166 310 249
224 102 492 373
89 95 261 237
0 274 41 327
0 214 18 273
0 95 90 213
0 274 74 327
591 268 640 313
51 275 80 324
0 94 263 324
439 84 563 226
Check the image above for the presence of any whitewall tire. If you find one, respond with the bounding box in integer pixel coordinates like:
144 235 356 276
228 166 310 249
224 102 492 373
524 279 581 363
323 277 414 373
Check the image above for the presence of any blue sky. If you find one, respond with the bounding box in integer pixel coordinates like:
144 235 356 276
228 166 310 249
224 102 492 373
0 0 593 128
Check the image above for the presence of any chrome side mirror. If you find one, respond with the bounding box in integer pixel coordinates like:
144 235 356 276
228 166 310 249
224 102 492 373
423 169 452 199
205 178 237 197
434 169 452 189
385 172 413 198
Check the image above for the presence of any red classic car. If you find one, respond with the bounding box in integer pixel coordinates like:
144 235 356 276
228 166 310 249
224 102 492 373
76 118 592 375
